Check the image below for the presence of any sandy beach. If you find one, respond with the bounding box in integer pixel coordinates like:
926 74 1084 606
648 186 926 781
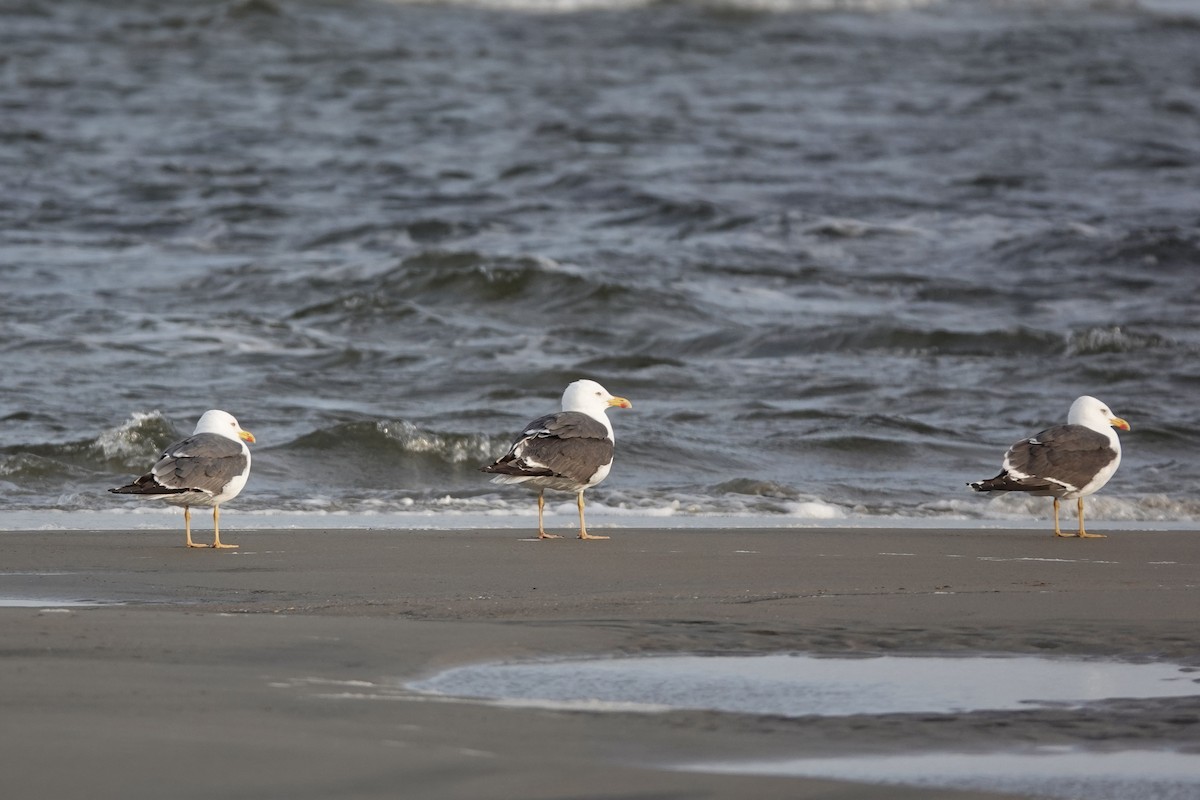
1 526 1198 799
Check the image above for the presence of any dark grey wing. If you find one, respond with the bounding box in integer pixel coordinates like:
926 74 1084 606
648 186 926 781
482 411 613 484
151 432 247 493
1005 424 1115 491
150 433 247 495
972 424 1115 494
517 412 608 441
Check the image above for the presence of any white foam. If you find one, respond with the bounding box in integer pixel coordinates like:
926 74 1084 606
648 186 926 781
783 500 846 519
93 410 168 461
1 494 1197 531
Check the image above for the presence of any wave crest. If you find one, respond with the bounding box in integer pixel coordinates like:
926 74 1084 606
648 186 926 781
278 419 513 489
291 251 645 325
1066 326 1172 356
0 412 177 486
92 412 177 465
374 420 504 464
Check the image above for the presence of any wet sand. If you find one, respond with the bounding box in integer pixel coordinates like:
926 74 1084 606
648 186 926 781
1 526 1198 799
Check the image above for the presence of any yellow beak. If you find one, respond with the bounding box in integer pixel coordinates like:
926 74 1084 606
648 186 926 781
1110 417 1130 431
239 430 257 444
608 396 632 409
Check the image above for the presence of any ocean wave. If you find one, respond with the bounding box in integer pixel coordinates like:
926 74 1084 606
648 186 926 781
1099 226 1200 270
269 420 513 492
991 223 1200 288
381 252 595 306
963 493 1200 523
375 420 507 464
28 487 1198 525
671 323 1064 358
378 0 942 13
0 412 177 484
92 412 176 463
711 478 802 498
0 453 91 483
287 251 660 325
1065 326 1172 356
988 225 1102 274
805 217 931 239
285 419 507 463
1104 139 1199 171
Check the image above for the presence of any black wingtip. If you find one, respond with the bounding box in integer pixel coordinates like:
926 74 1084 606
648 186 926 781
109 481 189 496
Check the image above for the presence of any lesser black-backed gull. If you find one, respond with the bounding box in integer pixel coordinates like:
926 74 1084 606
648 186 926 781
969 395 1129 538
110 409 255 548
482 379 631 540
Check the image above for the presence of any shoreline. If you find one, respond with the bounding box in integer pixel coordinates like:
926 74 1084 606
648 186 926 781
2 509 1197 532
2 527 1198 799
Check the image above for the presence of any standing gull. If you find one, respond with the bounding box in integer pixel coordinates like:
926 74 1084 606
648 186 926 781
482 379 631 540
110 409 255 549
969 395 1129 538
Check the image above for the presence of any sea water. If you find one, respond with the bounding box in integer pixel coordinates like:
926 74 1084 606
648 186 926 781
3 0 1199 526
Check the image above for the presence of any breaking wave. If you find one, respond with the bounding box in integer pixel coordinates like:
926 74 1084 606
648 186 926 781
0 412 178 483
1065 326 1174 356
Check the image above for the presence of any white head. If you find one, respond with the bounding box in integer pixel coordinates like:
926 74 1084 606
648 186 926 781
193 409 256 444
1067 396 1130 435
561 380 632 420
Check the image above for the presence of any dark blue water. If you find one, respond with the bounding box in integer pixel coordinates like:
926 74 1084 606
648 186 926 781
2 0 1198 528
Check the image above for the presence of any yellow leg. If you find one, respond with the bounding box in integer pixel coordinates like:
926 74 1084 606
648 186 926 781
536 491 562 540
577 491 608 541
1077 497 1105 539
184 507 206 548
1052 498 1070 537
211 505 238 549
